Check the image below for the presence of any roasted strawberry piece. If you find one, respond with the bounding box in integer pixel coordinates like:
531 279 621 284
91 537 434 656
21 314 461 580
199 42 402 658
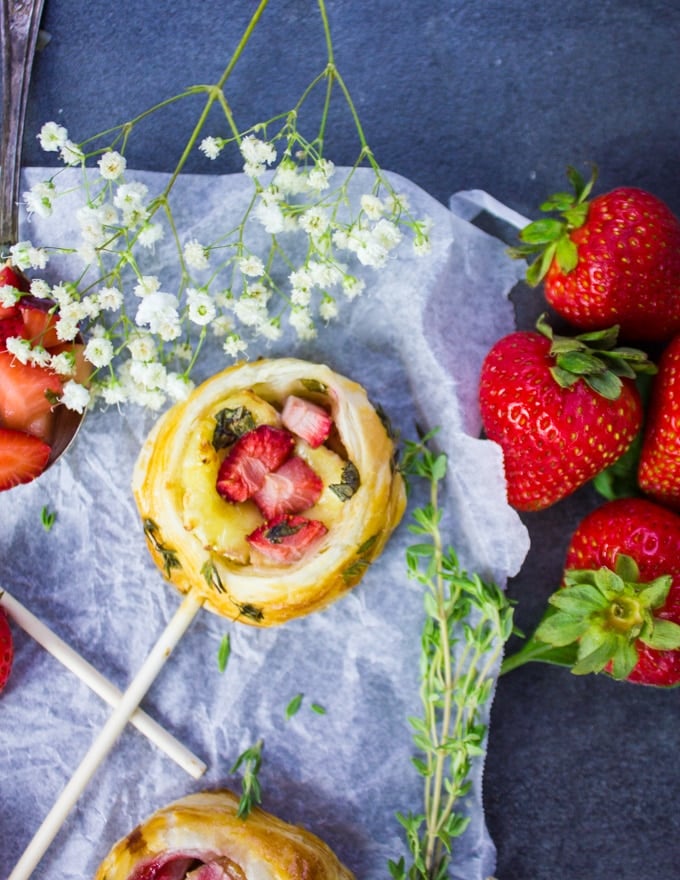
0 608 13 692
216 424 295 503
253 455 323 519
0 350 63 441
247 514 328 563
0 427 52 491
281 394 333 448
19 297 61 349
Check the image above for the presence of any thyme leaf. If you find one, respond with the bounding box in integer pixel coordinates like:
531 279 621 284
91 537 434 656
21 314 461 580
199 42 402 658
390 436 514 880
217 633 231 673
213 405 256 450
230 738 264 818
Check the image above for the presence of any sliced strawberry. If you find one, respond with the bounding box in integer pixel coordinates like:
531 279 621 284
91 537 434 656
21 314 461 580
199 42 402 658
281 395 333 448
19 297 61 349
253 455 323 519
0 312 26 350
0 350 63 441
247 514 328 563
216 424 295 503
0 427 51 491
0 608 14 691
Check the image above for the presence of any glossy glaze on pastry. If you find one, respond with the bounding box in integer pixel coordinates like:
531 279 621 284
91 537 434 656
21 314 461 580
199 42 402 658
94 789 356 880
132 358 406 626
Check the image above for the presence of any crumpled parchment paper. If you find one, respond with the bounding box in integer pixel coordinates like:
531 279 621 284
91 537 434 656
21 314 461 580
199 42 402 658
0 167 529 880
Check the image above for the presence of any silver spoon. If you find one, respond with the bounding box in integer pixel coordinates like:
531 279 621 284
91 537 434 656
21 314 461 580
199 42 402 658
1 0 85 479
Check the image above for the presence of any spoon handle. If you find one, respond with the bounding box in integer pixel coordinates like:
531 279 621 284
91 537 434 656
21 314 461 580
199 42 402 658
0 0 46 251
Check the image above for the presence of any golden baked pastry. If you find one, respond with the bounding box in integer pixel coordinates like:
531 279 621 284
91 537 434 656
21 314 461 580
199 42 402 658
132 357 405 626
94 788 355 879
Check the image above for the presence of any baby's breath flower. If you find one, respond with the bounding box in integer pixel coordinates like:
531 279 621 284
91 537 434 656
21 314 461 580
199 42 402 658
0 284 20 308
38 121 68 152
298 206 329 239
165 372 194 401
29 278 52 299
342 274 365 299
138 222 164 248
258 318 282 341
223 332 248 358
183 239 210 271
61 380 90 413
238 254 265 278
253 200 286 234
127 333 157 362
130 359 167 391
186 287 216 326
240 135 277 177
360 193 384 220
97 285 124 311
27 346 52 368
199 136 222 160
307 158 335 191
24 180 56 218
372 217 403 251
59 139 85 166
135 291 181 340
84 336 115 368
4 336 32 363
98 150 127 181
100 378 127 406
289 306 317 340
50 350 77 377
319 294 338 321
133 275 161 298
10 241 48 271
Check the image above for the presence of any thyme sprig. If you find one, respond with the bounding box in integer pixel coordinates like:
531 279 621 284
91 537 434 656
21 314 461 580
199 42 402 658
391 437 514 880
229 738 264 818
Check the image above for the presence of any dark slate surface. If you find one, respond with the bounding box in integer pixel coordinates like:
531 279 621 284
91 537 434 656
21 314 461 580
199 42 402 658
6 2 680 878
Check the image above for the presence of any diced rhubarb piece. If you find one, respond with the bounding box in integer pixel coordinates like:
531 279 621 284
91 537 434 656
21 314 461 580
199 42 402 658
281 394 333 448
0 427 51 490
19 297 61 349
216 424 295 503
253 455 323 519
0 349 63 441
247 514 328 563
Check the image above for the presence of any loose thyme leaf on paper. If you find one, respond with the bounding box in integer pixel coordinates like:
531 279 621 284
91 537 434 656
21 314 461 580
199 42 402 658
391 438 515 880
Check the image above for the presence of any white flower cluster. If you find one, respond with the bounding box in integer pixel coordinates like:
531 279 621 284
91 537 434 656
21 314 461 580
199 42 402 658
17 120 432 411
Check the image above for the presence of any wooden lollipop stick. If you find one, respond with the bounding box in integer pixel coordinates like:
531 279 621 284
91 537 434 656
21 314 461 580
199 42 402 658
8 591 204 880
0 587 207 779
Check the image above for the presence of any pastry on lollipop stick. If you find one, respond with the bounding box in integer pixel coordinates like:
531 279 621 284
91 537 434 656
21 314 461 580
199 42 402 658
132 357 406 625
94 788 356 880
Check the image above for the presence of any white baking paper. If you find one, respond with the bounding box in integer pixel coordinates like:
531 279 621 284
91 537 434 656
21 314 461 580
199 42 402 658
0 167 529 880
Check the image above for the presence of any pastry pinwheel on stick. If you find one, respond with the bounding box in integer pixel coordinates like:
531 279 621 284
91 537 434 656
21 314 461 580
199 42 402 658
9 357 405 879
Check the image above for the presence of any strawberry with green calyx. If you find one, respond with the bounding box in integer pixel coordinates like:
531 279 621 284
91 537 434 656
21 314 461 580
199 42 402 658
501 497 680 686
478 315 654 511
512 165 680 342
638 334 680 509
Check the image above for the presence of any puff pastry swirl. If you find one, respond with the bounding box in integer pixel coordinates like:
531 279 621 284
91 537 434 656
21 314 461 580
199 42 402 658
94 788 355 880
132 358 405 626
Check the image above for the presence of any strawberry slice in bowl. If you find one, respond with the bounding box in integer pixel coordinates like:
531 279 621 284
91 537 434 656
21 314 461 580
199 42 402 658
0 349 63 442
0 426 52 491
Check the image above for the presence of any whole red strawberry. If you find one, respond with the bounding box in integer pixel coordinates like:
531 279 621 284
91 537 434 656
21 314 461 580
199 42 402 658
514 166 680 342
536 498 680 686
479 316 652 511
638 333 680 508
0 606 14 692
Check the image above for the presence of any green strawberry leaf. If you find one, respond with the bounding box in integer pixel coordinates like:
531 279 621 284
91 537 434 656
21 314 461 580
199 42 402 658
535 610 590 645
554 235 579 273
583 370 623 400
639 618 680 651
518 217 565 244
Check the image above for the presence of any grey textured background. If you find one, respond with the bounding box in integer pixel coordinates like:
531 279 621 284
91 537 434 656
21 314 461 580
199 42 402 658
5 1 680 878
